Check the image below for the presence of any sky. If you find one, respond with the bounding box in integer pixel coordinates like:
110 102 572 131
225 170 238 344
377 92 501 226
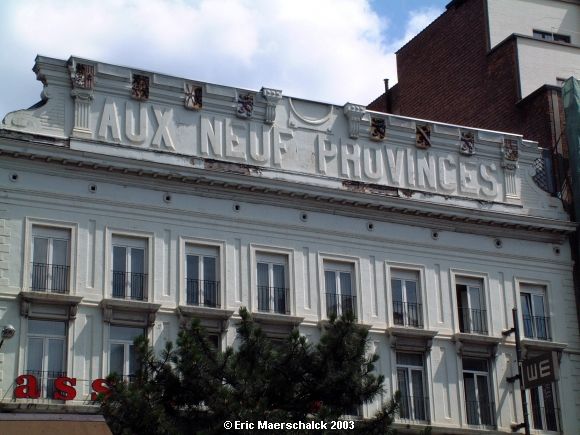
0 0 447 118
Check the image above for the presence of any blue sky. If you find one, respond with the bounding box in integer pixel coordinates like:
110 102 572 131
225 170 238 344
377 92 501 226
0 0 447 117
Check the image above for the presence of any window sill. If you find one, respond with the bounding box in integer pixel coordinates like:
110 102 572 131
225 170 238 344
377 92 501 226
521 338 567 352
177 305 234 321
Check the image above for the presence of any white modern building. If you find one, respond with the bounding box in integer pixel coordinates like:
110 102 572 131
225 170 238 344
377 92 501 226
0 56 578 433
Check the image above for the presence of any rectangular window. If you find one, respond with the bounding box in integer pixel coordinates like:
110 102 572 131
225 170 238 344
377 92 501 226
257 253 289 314
324 262 356 318
26 319 66 398
456 278 487 334
112 236 147 300
396 352 428 421
463 358 494 426
31 226 71 293
392 270 422 328
520 285 550 340
529 383 559 431
186 245 220 308
109 325 144 380
533 29 571 43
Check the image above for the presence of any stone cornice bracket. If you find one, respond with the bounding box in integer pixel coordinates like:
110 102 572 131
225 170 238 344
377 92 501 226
68 59 95 139
343 103 366 139
261 87 282 124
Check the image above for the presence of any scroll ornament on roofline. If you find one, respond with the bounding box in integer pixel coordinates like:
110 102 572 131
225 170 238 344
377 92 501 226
132 74 150 101
237 93 254 118
370 117 386 141
416 124 431 149
460 131 475 155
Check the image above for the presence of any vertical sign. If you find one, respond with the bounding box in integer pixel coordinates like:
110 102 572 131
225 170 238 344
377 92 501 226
522 352 559 389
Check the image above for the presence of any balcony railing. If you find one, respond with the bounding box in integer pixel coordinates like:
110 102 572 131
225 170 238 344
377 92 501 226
258 286 289 315
459 308 488 335
465 400 495 427
398 395 430 422
393 301 423 328
25 369 66 399
112 271 147 301
522 315 551 341
186 279 220 308
531 405 559 432
31 262 70 294
326 293 357 319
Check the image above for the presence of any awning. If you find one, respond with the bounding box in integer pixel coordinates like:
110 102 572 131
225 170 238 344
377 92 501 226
0 413 112 435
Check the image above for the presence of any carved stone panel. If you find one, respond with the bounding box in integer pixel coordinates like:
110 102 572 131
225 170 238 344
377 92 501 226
132 74 150 101
184 83 202 110
416 124 431 149
370 117 386 141
236 92 254 118
71 63 94 90
459 131 475 155
502 138 519 170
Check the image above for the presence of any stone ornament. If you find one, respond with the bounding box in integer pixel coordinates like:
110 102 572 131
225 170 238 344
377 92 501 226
237 93 254 118
416 124 432 149
460 131 475 155
184 83 202 110
132 74 150 101
370 117 386 141
343 103 365 139
70 63 94 90
261 87 282 124
502 138 519 170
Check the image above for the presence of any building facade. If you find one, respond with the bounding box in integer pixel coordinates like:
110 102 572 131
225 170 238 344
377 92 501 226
0 56 578 433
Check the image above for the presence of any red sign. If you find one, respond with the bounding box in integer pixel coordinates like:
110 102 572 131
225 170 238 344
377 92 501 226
14 374 111 401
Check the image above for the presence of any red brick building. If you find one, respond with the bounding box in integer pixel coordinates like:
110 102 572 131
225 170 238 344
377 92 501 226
369 0 580 205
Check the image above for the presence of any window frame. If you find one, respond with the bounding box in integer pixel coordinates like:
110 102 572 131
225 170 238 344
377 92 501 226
105 228 154 302
451 271 490 335
320 254 359 320
179 237 225 308
527 381 559 432
389 267 424 328
395 352 429 422
250 245 294 315
256 252 290 315
108 324 145 380
461 357 495 427
532 29 571 44
23 218 78 295
518 280 551 341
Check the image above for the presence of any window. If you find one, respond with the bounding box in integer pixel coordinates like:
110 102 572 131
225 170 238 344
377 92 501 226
520 285 550 340
456 278 487 334
462 358 494 426
112 236 147 301
257 253 289 315
31 226 70 293
396 353 428 422
392 270 422 328
324 262 356 318
533 29 571 43
109 325 144 380
529 383 559 431
26 319 66 398
186 245 220 308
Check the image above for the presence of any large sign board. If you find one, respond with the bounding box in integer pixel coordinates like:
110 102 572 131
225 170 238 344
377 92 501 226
522 352 559 389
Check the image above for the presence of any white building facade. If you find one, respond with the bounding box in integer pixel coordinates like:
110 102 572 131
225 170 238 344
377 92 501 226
0 56 578 434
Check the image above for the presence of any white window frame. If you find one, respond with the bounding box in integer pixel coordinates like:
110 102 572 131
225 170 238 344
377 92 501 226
527 382 559 432
108 324 145 379
250 245 294 315
25 318 67 399
451 272 490 335
105 228 153 301
185 244 220 307
321 257 358 319
461 358 494 427
519 282 550 341
256 252 289 314
23 218 78 294
179 237 225 308
396 352 428 422
390 269 423 328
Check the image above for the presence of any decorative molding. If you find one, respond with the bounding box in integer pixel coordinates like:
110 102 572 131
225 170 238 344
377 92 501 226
502 138 519 170
184 83 202 110
261 87 282 124
343 103 366 139
19 291 83 320
236 92 254 119
416 124 431 149
459 131 475 156
370 117 386 141
131 74 150 101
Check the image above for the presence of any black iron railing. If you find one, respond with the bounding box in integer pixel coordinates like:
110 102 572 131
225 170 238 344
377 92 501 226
258 286 290 315
326 293 357 319
186 279 220 308
465 400 495 427
459 308 488 335
522 315 551 341
31 262 70 293
398 395 430 422
393 301 423 328
112 271 147 300
25 369 66 399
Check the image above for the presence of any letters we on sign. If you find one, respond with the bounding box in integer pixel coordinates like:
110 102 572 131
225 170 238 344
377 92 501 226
522 352 559 389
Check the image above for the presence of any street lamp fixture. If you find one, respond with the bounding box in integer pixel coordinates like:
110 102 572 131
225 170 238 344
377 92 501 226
0 324 16 350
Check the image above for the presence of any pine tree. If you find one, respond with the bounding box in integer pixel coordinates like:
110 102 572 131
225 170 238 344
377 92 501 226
99 308 415 434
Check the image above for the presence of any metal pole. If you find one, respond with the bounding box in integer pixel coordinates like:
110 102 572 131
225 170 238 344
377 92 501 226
513 308 531 435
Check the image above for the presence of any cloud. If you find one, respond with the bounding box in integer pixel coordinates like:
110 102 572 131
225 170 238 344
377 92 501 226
0 0 441 117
